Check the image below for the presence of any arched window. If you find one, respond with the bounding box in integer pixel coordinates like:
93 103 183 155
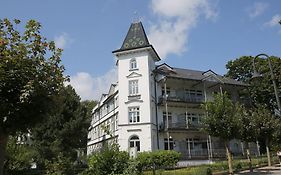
130 58 137 70
129 135 140 151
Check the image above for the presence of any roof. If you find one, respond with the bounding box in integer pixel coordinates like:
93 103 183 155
112 21 160 60
120 22 150 50
156 65 246 86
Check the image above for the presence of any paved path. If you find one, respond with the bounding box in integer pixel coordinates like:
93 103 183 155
235 164 281 175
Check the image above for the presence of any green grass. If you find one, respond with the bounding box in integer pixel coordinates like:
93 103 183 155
143 155 280 175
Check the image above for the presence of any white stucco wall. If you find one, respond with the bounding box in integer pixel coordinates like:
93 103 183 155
115 49 157 152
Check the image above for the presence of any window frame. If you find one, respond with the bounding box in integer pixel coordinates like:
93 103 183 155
128 107 140 123
129 80 139 96
164 138 174 150
129 58 138 70
129 135 140 151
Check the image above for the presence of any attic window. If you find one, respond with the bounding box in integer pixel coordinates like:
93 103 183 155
130 58 137 70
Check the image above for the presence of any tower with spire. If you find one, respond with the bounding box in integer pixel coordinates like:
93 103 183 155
113 21 160 152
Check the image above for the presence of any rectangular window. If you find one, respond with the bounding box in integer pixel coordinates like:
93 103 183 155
129 80 139 95
129 107 140 123
111 118 115 132
116 115 118 130
94 128 97 139
130 59 137 70
163 112 172 128
114 96 119 108
164 138 174 150
185 89 203 102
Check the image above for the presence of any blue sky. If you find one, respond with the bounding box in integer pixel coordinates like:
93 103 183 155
1 0 280 100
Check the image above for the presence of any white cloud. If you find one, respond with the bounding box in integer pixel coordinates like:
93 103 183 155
68 68 117 101
248 2 268 18
148 0 218 59
54 33 73 49
264 14 281 27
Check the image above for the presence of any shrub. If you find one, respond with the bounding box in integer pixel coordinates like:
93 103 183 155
137 150 181 172
4 137 37 175
86 143 129 175
122 159 142 175
234 162 242 172
44 153 74 175
206 167 212 175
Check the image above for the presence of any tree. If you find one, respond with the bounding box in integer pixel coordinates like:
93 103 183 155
225 55 281 113
0 19 65 175
4 136 36 175
31 85 95 170
226 55 281 166
237 107 257 172
252 105 279 166
272 119 281 152
202 92 242 175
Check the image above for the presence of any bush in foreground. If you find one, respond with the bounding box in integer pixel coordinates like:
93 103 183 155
83 144 129 175
137 150 181 174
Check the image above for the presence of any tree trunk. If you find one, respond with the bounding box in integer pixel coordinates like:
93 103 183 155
152 163 156 175
265 138 271 167
245 142 253 172
225 141 233 175
0 133 8 175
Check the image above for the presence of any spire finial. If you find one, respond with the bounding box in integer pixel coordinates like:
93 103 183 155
133 11 140 23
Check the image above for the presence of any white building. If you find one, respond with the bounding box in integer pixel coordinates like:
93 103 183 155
87 21 257 159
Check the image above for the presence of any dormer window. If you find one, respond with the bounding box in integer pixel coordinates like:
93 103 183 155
130 58 137 70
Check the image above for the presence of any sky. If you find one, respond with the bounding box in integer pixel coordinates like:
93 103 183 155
1 0 280 101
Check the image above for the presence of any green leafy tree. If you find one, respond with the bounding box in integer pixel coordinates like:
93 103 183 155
225 55 281 112
237 107 257 172
0 19 65 175
202 92 242 175
31 85 95 170
4 136 36 175
252 105 279 166
44 153 74 175
226 55 281 166
272 119 281 151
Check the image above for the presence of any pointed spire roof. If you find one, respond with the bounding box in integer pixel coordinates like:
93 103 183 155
121 22 150 49
113 21 160 61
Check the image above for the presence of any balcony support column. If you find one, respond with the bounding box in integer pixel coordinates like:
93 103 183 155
164 78 170 150
203 81 207 102
219 85 223 95
187 139 191 159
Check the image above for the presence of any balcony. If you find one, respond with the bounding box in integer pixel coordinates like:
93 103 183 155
158 92 204 105
159 121 202 131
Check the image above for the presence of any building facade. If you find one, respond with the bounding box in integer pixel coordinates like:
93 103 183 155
87 21 257 159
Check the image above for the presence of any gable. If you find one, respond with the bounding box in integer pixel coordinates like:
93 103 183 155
156 63 173 71
127 72 142 78
108 84 117 95
202 69 217 76
202 73 224 83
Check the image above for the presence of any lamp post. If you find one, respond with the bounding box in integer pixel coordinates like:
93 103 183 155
252 53 281 116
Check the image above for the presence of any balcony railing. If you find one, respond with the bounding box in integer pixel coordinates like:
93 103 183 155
158 93 204 104
179 148 226 159
159 122 202 131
